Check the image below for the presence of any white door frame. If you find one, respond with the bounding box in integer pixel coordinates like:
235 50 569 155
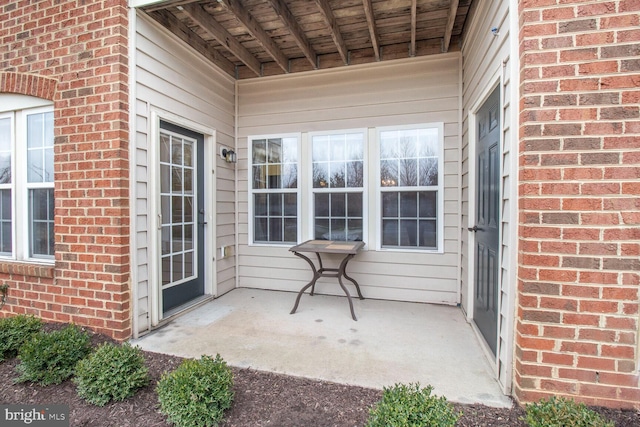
148 110 217 327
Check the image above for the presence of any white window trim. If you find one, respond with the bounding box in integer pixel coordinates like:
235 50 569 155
375 122 445 254
307 128 368 244
0 103 55 263
248 133 302 247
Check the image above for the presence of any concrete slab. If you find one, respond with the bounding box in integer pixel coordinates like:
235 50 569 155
132 288 512 408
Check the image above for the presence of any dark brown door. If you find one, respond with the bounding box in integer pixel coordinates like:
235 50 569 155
472 87 500 356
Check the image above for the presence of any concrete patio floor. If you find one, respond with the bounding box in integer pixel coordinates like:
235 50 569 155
132 288 512 408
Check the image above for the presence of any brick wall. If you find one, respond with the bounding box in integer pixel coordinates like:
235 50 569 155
517 0 640 408
0 0 131 340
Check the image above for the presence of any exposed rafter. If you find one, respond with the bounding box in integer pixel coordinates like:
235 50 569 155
362 0 380 61
314 0 349 65
150 9 236 77
218 0 289 73
267 0 317 69
443 0 460 52
410 0 417 57
181 2 261 76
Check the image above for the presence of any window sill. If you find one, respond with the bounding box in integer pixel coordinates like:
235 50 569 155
0 260 55 279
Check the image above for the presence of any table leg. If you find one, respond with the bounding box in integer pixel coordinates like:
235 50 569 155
290 251 319 315
343 270 364 300
337 253 359 321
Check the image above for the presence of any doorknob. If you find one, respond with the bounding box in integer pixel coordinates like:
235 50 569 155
468 225 483 232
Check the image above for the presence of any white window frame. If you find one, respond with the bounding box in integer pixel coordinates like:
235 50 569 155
307 129 368 243
375 123 444 253
0 99 55 263
248 133 301 246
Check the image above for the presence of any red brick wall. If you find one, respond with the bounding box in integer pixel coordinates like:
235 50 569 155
517 0 640 408
0 0 131 340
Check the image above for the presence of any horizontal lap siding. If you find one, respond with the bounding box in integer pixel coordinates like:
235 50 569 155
461 0 513 391
237 55 461 305
133 13 236 336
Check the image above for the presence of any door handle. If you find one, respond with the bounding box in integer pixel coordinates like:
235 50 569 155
468 225 483 232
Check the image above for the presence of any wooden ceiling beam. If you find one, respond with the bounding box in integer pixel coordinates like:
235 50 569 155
314 0 349 65
144 0 199 13
267 0 317 69
443 0 460 52
218 0 289 73
149 9 236 77
181 3 261 76
362 0 380 61
410 0 417 57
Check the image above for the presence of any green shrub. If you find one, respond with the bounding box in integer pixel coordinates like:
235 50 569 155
366 383 460 427
16 324 91 385
157 354 234 427
524 396 614 427
74 342 149 406
0 315 43 361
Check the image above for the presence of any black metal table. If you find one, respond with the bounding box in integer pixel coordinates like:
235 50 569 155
289 240 365 320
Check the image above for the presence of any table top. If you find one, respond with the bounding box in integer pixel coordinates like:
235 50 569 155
289 239 365 254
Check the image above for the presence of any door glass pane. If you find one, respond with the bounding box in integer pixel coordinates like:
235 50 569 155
184 251 193 277
0 189 11 254
162 256 171 285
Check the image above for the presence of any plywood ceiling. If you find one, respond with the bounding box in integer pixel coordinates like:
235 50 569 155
143 0 474 79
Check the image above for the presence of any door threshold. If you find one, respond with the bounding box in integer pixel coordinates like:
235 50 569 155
160 295 215 326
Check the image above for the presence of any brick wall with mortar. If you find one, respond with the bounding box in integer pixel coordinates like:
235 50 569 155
0 0 131 340
516 0 640 408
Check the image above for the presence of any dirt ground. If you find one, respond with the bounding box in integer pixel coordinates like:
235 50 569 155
0 327 638 426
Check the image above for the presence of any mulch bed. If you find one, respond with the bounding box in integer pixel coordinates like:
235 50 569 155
0 325 638 426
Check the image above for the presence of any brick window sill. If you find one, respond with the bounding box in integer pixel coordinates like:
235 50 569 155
0 260 54 279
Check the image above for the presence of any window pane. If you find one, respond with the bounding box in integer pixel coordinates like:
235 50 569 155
268 218 283 241
267 139 281 163
347 219 363 241
160 164 170 193
330 136 345 161
283 164 297 188
284 218 297 242
330 193 346 217
399 158 417 186
160 133 171 163
282 137 298 163
253 165 266 189
330 219 346 239
382 192 398 217
0 118 11 184
329 163 345 188
315 193 329 217
284 193 297 216
347 193 362 217
400 192 417 217
419 191 437 218
171 138 183 165
380 160 398 187
346 134 363 160
29 188 54 257
313 162 329 188
254 217 268 241
0 189 11 254
254 193 267 216
380 133 398 159
382 220 398 246
252 140 266 164
346 161 363 187
419 220 437 248
267 165 282 189
268 193 282 216
419 158 438 186
315 219 329 240
400 219 418 246
312 135 329 162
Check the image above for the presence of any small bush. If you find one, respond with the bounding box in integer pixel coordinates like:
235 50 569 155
366 383 460 427
524 396 614 427
157 354 234 427
0 315 43 361
74 342 149 406
16 324 91 385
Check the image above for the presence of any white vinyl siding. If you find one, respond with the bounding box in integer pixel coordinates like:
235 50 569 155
237 55 461 304
132 12 236 336
461 0 516 392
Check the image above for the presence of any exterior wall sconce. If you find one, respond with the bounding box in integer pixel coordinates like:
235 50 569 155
221 147 237 163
